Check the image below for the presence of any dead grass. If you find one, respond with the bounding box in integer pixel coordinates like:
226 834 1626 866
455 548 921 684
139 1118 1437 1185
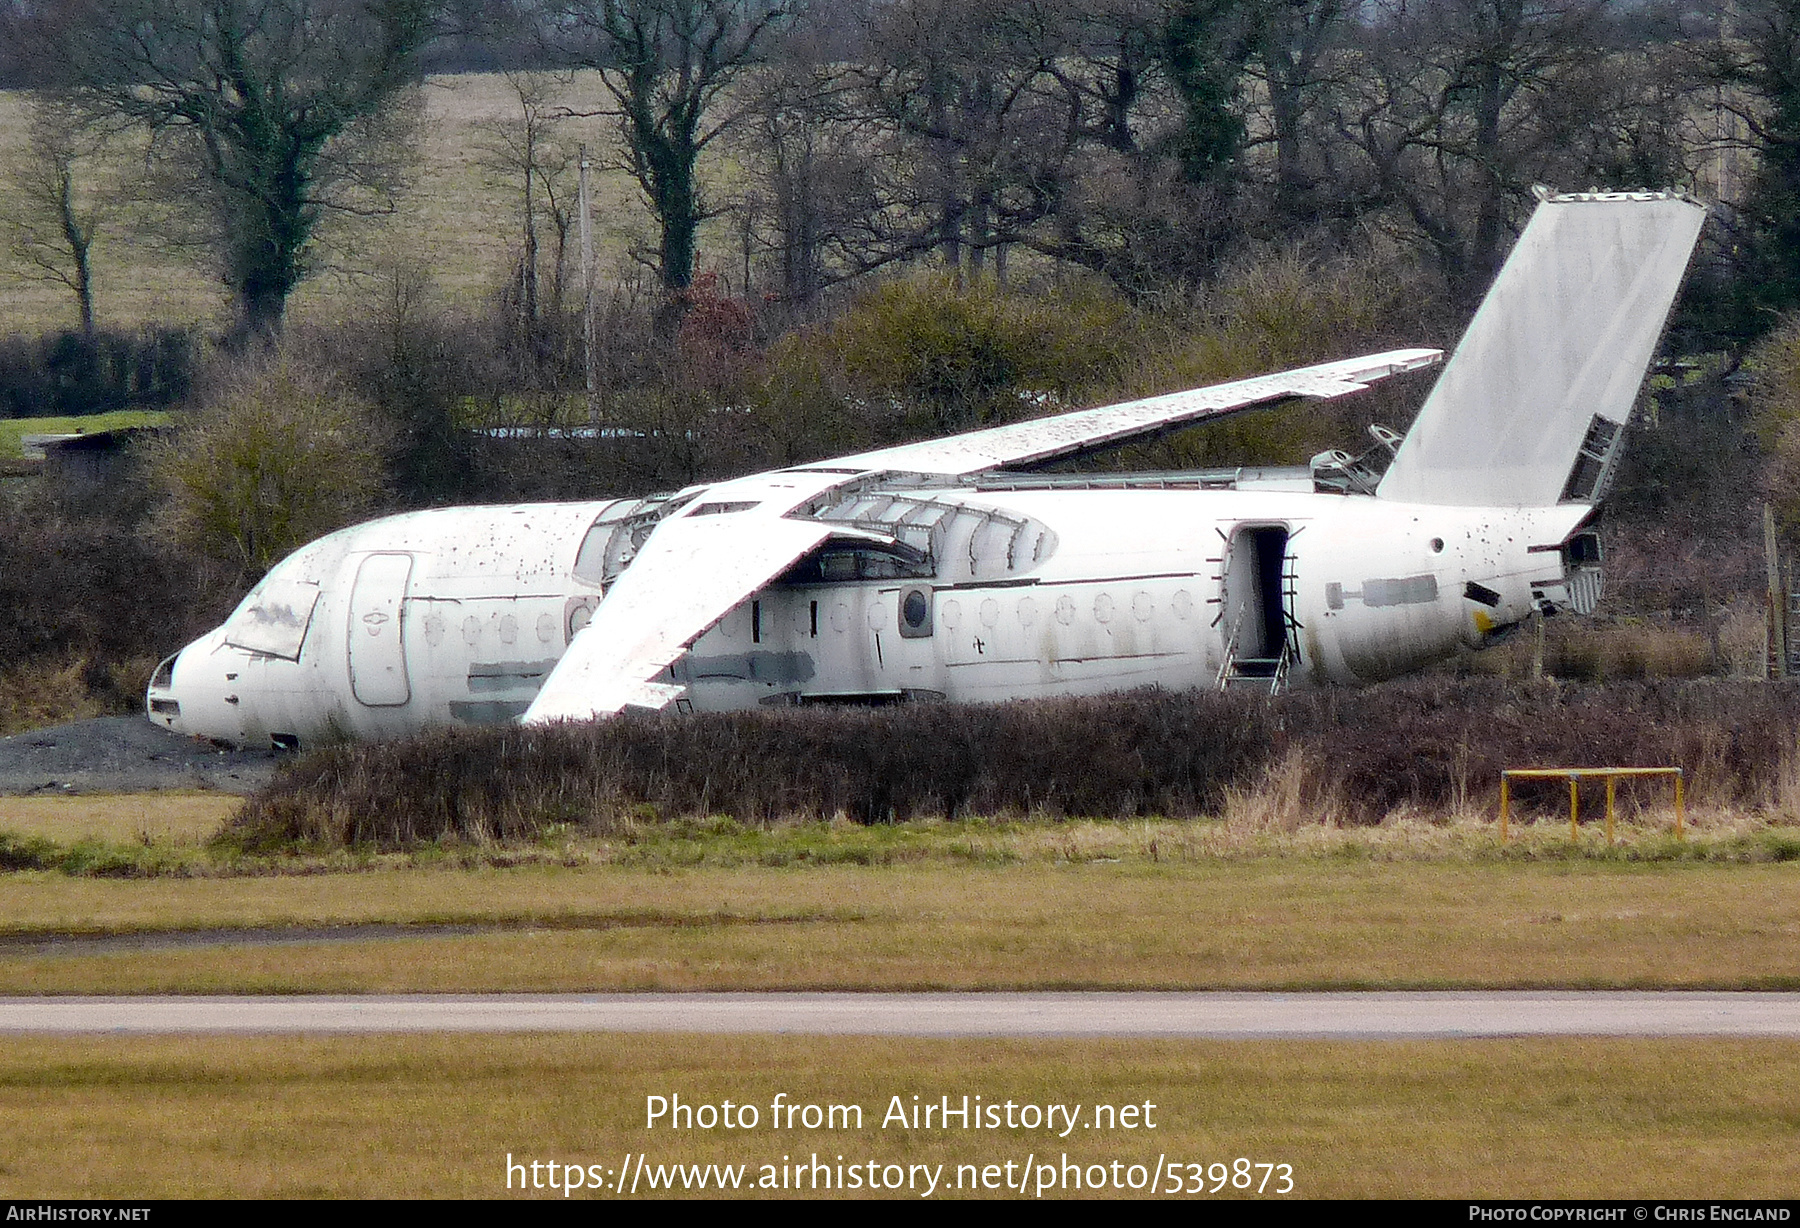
0 1033 1794 1198
1454 620 1720 682
1 855 1797 993
0 793 236 844
0 655 162 736
0 657 108 736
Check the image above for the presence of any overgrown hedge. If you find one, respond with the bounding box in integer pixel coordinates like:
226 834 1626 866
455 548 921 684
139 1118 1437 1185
1280 678 1800 817
0 330 192 417
231 679 1800 849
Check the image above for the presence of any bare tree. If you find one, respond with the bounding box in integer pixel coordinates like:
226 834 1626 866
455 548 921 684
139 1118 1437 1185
834 0 1094 281
1331 0 1620 305
38 0 443 345
476 70 581 361
1240 0 1355 229
735 64 838 304
9 98 114 334
547 0 793 298
839 0 1245 294
1695 0 1800 342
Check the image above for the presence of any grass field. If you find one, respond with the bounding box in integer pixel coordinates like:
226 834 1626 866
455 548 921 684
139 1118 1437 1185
5 795 1799 1198
0 73 730 336
0 410 172 458
0 792 235 843
2 799 1798 992
1 1034 1796 1198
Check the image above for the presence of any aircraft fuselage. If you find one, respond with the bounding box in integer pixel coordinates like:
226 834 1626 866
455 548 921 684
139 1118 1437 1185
148 478 1595 751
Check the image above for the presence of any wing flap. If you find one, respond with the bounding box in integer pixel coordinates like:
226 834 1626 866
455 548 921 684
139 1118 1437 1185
522 513 839 723
809 348 1441 477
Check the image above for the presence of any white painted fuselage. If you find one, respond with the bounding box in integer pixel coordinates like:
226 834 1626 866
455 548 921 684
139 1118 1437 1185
148 479 1591 751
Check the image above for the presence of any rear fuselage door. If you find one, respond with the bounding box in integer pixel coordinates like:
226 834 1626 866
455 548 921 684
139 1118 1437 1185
1221 525 1291 660
348 552 414 706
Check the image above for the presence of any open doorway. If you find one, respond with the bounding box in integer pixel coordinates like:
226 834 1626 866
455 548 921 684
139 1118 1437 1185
1221 525 1292 683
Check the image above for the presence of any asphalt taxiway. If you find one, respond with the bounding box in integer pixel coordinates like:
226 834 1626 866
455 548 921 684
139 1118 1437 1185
3 991 1798 1037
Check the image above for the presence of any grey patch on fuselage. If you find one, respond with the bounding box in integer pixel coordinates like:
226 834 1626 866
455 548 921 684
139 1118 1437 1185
1361 575 1439 608
449 700 533 723
670 650 816 685
467 659 558 694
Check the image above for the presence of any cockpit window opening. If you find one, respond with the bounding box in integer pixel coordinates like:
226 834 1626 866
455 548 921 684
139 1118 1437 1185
220 576 322 661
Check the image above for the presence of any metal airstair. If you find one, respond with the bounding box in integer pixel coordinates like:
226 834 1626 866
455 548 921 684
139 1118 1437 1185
1215 609 1293 695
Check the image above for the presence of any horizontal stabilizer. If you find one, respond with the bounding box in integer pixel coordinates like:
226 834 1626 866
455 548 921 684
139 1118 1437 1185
1377 190 1706 507
809 348 1442 477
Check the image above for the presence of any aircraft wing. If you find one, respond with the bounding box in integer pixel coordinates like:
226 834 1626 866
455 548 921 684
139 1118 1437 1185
806 348 1442 478
522 348 1440 724
522 508 881 723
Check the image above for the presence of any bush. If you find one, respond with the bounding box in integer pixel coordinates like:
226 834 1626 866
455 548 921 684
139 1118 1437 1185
147 356 391 579
1743 315 1800 538
230 679 1800 849
0 472 223 688
0 329 192 418
755 275 1135 446
232 690 1277 848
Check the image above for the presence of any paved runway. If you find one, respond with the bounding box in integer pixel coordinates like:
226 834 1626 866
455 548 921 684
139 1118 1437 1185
4 992 1800 1037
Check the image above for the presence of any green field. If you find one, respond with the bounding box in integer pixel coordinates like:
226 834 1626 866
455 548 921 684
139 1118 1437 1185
3 793 1799 994
0 410 172 457
5 795 1800 1197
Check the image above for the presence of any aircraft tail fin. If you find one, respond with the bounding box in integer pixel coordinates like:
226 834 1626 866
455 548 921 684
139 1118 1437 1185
1376 190 1705 508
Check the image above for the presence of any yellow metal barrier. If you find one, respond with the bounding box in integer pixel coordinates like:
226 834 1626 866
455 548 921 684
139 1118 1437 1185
1498 767 1685 843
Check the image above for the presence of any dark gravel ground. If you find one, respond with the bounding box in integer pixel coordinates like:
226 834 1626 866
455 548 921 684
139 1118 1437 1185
0 716 279 796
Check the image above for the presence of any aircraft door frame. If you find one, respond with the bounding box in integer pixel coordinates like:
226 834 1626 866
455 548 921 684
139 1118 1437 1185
1219 524 1296 661
347 552 414 707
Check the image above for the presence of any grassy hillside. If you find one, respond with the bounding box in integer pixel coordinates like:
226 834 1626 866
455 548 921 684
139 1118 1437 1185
0 73 740 335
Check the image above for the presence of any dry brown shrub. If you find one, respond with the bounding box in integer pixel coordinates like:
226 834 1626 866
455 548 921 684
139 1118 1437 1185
231 690 1278 849
229 679 1800 849
0 656 107 735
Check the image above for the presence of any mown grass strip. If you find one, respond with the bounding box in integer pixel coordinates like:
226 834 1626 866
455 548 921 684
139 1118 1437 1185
0 794 236 844
0 1034 1793 1198
0 411 172 458
0 860 1796 994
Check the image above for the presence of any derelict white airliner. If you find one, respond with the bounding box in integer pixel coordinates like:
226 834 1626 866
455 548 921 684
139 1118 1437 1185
146 190 1706 750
